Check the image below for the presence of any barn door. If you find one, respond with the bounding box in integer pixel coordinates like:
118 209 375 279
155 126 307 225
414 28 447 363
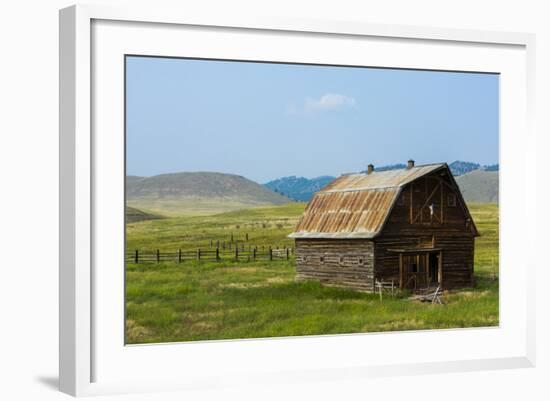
400 254 428 290
428 253 439 286
399 252 442 290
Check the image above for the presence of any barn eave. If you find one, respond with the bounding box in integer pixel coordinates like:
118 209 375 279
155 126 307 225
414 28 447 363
287 231 379 239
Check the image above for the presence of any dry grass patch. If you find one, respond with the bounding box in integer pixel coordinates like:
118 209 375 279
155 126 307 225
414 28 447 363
126 319 153 342
372 318 426 332
266 277 290 284
219 282 267 289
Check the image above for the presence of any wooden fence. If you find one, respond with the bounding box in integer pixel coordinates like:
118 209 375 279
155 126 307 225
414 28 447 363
126 246 294 264
374 279 396 300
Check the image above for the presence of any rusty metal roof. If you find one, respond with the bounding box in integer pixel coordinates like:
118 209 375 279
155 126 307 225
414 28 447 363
321 163 445 192
289 163 447 239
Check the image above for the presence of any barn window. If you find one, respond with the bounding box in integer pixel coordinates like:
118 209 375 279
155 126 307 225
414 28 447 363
447 194 456 207
320 256 325 264
358 257 364 265
303 256 308 263
339 256 344 265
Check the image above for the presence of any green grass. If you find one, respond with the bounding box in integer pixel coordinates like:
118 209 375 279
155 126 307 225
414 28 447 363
125 202 499 344
126 202 306 252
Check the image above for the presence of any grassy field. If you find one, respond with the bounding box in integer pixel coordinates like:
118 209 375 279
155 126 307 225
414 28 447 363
126 203 304 252
125 203 499 344
127 197 290 217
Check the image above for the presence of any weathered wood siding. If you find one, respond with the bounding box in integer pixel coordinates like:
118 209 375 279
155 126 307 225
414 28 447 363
295 239 375 291
373 235 474 289
383 175 476 235
435 235 474 288
373 235 423 283
375 173 476 289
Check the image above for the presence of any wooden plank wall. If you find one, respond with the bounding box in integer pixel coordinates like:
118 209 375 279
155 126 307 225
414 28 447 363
386 175 474 234
373 235 474 289
374 235 421 283
295 239 375 291
375 173 476 289
436 235 475 288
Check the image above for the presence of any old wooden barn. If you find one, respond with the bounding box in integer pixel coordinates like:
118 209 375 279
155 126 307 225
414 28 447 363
289 160 479 291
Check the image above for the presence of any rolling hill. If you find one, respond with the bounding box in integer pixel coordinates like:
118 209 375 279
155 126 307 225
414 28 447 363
126 172 291 216
455 170 499 204
125 206 162 223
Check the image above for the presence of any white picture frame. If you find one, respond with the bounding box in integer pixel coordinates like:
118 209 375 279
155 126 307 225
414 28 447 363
59 4 536 397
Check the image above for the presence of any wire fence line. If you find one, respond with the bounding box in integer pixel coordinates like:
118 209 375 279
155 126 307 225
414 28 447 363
126 246 294 264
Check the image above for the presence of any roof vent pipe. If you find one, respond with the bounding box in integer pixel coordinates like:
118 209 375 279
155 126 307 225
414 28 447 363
407 159 415 169
367 164 374 174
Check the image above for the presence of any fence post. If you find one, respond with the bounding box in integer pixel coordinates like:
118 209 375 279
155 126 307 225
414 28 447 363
178 249 182 264
269 246 272 261
156 249 160 263
253 248 256 260
216 247 220 261
245 233 249 241
135 249 139 264
242 244 244 251
286 248 289 260
197 248 201 261
235 247 239 261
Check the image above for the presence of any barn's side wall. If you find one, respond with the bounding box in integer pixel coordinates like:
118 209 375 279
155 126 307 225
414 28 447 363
295 239 374 292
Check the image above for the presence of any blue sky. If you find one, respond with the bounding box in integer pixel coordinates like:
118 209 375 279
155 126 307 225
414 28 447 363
126 56 499 183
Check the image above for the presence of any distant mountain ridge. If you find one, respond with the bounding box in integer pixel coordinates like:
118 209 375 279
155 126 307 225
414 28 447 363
355 161 498 176
449 161 500 175
264 160 499 203
447 160 480 175
264 176 335 202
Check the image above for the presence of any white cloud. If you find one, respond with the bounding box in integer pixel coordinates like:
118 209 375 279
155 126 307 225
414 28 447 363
304 93 357 112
